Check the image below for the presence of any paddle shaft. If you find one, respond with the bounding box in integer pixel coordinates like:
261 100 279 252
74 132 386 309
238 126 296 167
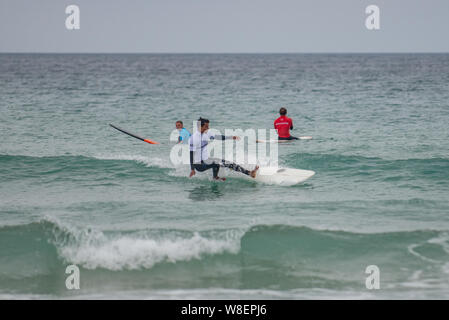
109 123 159 144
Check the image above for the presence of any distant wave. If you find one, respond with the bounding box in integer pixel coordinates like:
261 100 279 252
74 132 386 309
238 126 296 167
0 153 173 169
0 154 175 184
93 153 174 169
4 152 449 181
286 152 449 170
284 153 449 183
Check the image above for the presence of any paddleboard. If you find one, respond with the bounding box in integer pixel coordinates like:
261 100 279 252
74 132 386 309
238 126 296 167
252 167 315 186
256 136 312 143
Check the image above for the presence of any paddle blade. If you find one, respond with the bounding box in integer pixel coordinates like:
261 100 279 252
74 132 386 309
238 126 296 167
143 139 159 145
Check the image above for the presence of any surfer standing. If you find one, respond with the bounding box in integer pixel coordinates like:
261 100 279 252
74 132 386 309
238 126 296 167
176 120 191 144
274 107 298 140
189 117 259 180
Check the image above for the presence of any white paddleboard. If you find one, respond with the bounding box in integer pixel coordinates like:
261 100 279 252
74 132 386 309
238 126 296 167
256 136 312 143
252 167 315 186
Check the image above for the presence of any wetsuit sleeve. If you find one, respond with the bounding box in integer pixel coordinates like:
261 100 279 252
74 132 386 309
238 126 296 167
290 118 293 130
190 151 194 170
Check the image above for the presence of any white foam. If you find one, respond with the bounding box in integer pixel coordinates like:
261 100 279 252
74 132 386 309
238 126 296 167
407 244 441 263
428 232 449 254
57 230 242 271
407 232 449 264
38 216 246 271
93 153 173 169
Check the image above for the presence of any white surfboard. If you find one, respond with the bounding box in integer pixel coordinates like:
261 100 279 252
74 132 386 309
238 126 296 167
256 136 312 143
252 167 315 186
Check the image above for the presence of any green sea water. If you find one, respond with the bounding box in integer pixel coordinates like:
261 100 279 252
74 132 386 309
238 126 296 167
1 53 449 299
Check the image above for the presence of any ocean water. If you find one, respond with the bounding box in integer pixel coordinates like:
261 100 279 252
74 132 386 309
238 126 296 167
1 53 449 299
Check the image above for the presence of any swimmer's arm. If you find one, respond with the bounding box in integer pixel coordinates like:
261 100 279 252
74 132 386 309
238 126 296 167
190 151 194 170
189 151 195 177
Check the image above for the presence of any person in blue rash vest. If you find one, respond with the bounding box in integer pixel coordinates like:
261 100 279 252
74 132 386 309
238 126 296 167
176 120 191 144
188 117 259 181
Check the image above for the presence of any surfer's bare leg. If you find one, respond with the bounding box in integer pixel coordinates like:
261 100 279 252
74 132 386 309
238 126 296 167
250 165 259 178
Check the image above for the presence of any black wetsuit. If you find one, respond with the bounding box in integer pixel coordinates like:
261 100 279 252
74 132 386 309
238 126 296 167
278 136 299 140
189 134 251 178
190 153 251 179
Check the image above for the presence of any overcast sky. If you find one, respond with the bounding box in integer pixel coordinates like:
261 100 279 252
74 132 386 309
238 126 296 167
1 0 448 53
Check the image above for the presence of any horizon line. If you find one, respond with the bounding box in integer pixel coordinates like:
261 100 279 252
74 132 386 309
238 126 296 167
1 51 449 55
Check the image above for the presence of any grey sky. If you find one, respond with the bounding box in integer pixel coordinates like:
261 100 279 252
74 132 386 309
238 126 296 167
1 0 448 53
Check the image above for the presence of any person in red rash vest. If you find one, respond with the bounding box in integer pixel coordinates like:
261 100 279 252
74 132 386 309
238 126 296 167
274 107 298 140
